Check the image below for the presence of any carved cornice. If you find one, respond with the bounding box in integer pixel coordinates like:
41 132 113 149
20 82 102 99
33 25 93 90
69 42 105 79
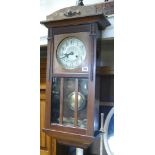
45 1 114 22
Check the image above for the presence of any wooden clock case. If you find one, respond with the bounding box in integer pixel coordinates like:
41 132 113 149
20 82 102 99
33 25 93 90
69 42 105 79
41 7 110 148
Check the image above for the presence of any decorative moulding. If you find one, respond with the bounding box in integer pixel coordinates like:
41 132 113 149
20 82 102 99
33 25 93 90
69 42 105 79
46 1 114 22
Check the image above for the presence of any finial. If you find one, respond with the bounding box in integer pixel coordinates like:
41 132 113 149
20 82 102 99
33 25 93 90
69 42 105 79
77 0 84 6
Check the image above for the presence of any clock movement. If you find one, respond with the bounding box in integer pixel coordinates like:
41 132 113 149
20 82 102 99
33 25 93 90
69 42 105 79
41 4 110 148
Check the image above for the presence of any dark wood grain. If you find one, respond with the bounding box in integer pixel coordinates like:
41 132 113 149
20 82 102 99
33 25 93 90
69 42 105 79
41 15 110 29
43 128 94 149
52 24 91 35
86 23 98 135
49 124 86 135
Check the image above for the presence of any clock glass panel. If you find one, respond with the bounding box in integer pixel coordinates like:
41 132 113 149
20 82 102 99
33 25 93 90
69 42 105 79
62 78 88 128
51 77 60 124
78 78 88 128
56 37 86 69
50 77 88 128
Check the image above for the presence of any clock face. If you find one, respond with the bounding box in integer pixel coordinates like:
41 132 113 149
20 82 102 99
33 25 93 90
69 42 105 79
56 37 86 69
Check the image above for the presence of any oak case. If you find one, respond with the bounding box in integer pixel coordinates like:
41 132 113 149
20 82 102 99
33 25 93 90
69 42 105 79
41 15 110 148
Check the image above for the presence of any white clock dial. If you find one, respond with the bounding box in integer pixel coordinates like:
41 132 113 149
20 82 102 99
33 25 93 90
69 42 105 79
56 37 86 69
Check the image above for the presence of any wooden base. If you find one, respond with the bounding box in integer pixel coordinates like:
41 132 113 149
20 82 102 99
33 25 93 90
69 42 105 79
43 128 96 149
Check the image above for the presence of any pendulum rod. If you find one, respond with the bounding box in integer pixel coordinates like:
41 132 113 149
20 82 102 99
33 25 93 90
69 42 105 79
59 78 64 124
74 78 79 127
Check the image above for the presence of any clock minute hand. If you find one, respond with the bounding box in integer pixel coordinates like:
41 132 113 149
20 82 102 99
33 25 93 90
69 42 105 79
60 51 74 59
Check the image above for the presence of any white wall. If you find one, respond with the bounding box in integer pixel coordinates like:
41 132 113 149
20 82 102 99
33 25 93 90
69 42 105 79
102 16 114 39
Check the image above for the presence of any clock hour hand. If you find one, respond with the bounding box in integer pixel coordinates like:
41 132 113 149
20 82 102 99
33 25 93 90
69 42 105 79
60 51 74 59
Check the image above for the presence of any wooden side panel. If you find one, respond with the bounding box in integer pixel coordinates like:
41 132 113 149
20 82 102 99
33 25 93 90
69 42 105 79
51 139 57 155
40 99 46 148
40 57 48 151
40 49 56 155
40 89 53 155
40 150 49 155
40 57 47 84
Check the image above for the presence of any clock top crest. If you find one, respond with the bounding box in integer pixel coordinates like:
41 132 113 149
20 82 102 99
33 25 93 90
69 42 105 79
41 2 110 148
41 2 110 28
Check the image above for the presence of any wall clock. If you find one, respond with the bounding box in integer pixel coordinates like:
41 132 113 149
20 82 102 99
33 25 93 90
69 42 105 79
41 4 110 148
